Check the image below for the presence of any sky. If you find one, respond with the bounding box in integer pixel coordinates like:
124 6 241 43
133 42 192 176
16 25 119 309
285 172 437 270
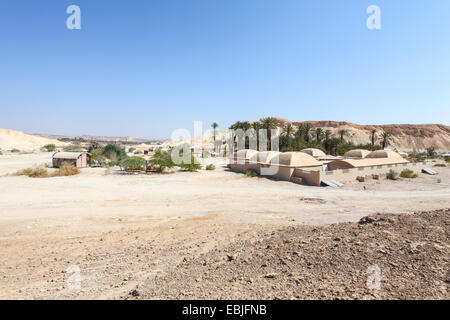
0 0 449 139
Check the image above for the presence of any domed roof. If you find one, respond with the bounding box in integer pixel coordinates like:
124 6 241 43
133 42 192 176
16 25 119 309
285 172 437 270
366 150 404 159
234 149 258 161
344 149 370 159
249 151 280 164
300 148 326 157
270 152 322 167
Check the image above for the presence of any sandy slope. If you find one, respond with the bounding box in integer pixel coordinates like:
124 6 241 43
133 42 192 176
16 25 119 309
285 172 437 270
0 153 449 299
0 128 64 152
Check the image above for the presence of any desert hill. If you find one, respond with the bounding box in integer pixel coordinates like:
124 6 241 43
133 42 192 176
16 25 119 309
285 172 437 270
268 119 450 152
0 128 64 152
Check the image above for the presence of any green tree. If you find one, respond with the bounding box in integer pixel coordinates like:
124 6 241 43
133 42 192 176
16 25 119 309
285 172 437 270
211 122 219 142
150 149 175 173
88 139 101 152
303 123 312 142
63 143 84 152
42 144 56 152
426 146 436 158
329 137 341 156
282 124 294 138
315 127 323 142
338 129 348 143
323 130 332 153
102 144 127 163
179 155 202 171
371 129 377 146
281 124 294 150
251 121 261 150
120 156 146 171
251 121 261 131
260 117 277 151
381 132 391 149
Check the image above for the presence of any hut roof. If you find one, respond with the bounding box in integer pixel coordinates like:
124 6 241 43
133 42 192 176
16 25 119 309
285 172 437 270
344 149 371 159
270 152 322 167
52 152 86 160
300 148 326 157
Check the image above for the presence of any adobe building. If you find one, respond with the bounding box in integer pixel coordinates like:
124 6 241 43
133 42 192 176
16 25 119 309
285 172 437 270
52 152 89 168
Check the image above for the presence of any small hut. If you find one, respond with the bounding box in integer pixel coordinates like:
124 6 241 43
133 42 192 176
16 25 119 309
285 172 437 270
52 152 89 168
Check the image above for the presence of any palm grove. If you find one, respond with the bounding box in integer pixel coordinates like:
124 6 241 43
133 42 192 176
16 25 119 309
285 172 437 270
227 117 391 156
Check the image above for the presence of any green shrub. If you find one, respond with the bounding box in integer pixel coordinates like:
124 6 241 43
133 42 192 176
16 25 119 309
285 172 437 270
400 169 417 178
179 155 202 171
128 147 136 153
245 170 259 177
446 158 450 163
42 144 56 152
205 164 215 170
407 152 426 163
134 150 143 154
434 164 446 167
15 167 49 178
120 156 146 171
387 169 398 180
102 144 127 164
150 150 175 173
11 148 20 153
426 147 437 158
90 148 104 161
63 143 84 152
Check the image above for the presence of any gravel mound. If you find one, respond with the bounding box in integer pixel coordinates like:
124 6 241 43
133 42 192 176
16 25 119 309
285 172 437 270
139 209 449 300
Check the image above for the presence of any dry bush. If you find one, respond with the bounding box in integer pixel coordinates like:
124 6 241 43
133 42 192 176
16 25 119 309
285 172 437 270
15 167 49 178
54 163 80 176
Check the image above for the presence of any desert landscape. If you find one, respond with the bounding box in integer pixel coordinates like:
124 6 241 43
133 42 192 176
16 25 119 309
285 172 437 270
0 125 449 299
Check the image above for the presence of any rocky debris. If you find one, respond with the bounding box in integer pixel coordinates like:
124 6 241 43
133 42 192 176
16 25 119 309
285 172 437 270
139 209 450 300
129 288 140 297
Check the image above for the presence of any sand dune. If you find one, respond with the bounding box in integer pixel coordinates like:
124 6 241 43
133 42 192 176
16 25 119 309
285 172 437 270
0 128 64 152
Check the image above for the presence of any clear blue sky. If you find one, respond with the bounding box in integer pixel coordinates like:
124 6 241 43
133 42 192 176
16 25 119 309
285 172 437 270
0 0 449 139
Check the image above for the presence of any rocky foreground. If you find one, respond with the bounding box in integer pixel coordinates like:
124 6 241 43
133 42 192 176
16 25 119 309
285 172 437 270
137 209 449 300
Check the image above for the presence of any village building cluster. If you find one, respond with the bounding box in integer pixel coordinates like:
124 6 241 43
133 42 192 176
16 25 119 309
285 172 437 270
228 148 424 186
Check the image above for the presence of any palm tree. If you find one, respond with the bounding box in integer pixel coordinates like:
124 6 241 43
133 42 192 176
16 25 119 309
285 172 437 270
211 123 218 142
329 137 341 156
323 130 332 153
371 129 377 146
282 124 294 138
381 131 391 149
251 121 261 150
229 121 252 149
260 117 277 151
229 121 240 130
281 124 294 150
295 124 305 140
338 129 348 143
315 127 323 142
252 121 261 131
303 123 312 142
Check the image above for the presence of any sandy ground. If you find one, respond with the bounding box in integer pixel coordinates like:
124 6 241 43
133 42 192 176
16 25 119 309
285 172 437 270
0 153 449 299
